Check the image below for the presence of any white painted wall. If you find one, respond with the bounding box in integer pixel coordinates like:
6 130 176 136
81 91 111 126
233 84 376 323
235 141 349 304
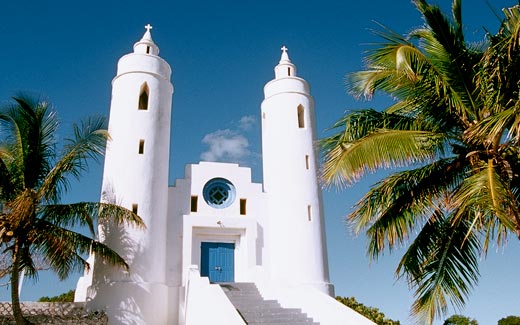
261 49 332 294
83 27 173 324
167 162 268 287
184 267 245 325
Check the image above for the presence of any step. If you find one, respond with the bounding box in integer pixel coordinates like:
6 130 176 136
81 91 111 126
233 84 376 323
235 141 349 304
221 283 318 325
241 309 307 317
243 314 315 323
226 293 265 300
247 322 319 325
231 301 282 309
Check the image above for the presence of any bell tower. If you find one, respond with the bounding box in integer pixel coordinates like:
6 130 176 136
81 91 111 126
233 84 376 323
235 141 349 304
261 47 333 295
85 24 174 324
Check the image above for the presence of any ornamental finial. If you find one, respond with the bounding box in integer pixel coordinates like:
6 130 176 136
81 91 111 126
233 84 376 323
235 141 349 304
280 45 290 63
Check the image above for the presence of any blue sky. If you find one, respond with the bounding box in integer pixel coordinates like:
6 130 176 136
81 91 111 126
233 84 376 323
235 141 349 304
1 0 519 324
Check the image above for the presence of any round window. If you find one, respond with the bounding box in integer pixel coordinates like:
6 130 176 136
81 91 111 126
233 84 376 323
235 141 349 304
203 178 236 209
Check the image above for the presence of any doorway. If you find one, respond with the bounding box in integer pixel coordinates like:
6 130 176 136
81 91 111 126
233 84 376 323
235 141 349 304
200 242 235 282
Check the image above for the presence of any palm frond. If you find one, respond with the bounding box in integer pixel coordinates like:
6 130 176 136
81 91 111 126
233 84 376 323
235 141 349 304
397 212 480 324
11 95 57 189
97 203 145 230
32 220 127 280
38 203 98 236
320 109 447 187
348 30 429 100
463 108 517 146
18 244 39 280
0 148 17 201
322 128 444 187
351 157 467 258
39 202 145 236
451 162 519 250
0 112 25 192
38 116 108 202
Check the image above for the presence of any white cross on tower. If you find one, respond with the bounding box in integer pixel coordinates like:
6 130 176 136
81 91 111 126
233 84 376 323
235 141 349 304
281 45 288 54
145 24 153 32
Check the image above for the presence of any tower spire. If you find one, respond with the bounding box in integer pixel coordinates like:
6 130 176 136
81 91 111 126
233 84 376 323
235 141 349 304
280 45 290 63
142 24 153 41
274 45 297 78
133 23 159 55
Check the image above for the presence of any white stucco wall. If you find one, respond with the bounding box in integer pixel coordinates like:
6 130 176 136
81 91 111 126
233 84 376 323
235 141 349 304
184 267 245 325
83 28 173 325
167 162 268 286
261 50 332 294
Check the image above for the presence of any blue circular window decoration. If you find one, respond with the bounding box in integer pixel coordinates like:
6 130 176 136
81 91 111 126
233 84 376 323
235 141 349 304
203 178 236 209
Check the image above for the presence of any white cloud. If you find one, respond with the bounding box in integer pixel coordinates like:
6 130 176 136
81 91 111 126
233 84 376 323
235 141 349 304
200 129 250 162
238 115 256 131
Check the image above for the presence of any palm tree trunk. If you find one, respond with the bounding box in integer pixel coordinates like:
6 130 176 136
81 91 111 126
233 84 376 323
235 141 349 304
10 240 26 325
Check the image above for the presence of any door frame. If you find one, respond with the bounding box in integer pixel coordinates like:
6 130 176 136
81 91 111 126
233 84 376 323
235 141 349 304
190 230 243 282
181 217 258 285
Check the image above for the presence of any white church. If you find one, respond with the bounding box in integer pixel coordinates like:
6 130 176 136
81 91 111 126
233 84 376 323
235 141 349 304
74 25 374 325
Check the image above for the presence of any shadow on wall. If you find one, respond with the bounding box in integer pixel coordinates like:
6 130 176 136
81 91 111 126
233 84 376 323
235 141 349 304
85 189 152 324
256 224 264 265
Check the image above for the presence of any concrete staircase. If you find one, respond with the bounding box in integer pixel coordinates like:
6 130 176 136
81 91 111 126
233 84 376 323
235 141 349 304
221 283 319 325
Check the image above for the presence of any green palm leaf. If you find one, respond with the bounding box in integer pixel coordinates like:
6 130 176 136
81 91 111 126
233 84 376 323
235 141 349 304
321 109 446 187
353 158 466 257
39 117 108 202
321 0 520 322
397 213 480 324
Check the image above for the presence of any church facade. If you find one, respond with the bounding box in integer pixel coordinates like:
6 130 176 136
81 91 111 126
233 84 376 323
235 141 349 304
74 26 373 325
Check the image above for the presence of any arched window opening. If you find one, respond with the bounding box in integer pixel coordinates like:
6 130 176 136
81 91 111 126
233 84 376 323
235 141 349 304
288 67 291 76
138 83 149 110
297 105 305 128
307 205 312 221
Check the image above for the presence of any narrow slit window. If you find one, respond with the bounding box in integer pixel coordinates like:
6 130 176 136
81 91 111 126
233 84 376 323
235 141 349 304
132 204 138 214
138 83 149 110
138 139 145 154
288 67 291 76
240 199 247 215
297 105 305 128
305 155 310 170
191 196 198 212
146 46 150 54
307 205 312 221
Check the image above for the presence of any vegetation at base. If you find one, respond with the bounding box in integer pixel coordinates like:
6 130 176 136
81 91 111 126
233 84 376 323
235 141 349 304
443 314 478 325
498 316 520 325
321 0 520 323
37 289 75 302
335 296 400 324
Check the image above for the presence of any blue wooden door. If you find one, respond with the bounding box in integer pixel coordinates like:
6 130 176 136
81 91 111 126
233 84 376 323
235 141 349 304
200 242 235 282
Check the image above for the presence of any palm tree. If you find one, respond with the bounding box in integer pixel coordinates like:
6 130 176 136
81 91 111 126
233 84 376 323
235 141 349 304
321 0 520 323
0 94 145 324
